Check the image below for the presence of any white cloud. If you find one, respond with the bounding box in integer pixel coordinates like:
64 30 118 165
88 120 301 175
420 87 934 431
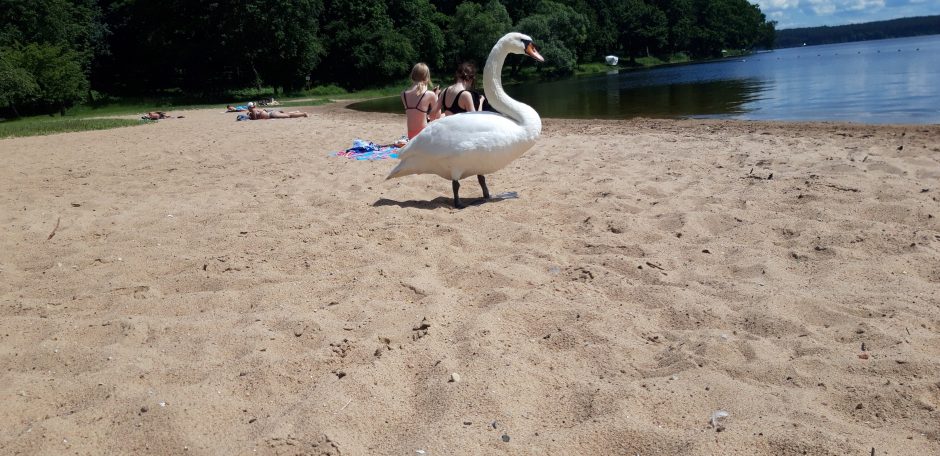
756 0 886 16
759 0 801 9
804 0 835 14
844 0 886 11
802 0 886 16
757 0 940 28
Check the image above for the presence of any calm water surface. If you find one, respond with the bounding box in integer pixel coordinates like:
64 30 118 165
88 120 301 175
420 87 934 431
350 35 940 124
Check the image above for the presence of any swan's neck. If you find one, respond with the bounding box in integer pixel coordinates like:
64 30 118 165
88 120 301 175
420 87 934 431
483 45 541 138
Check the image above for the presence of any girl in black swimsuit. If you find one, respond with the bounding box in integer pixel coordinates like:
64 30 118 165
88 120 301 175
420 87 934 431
437 61 485 116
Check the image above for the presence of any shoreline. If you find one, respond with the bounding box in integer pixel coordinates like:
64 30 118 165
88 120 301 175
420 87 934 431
1 105 939 454
344 97 940 129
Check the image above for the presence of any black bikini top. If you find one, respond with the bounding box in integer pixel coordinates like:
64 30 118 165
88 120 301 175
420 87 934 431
444 89 471 114
402 90 431 114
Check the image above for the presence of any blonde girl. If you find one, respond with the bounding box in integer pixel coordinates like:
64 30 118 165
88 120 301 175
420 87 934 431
401 62 441 139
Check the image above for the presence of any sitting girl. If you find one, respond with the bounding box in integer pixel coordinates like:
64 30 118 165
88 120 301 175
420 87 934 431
401 62 441 139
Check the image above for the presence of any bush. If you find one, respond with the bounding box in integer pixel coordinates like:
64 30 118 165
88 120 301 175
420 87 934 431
3 43 88 115
0 49 39 116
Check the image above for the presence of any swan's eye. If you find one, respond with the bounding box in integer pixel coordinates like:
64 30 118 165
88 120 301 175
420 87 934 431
521 39 531 48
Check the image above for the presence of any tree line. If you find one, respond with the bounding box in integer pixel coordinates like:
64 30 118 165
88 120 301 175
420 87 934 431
1 0 775 117
775 15 940 48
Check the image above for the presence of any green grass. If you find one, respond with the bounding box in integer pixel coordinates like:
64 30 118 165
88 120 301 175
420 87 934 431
721 49 750 57
302 83 406 100
293 84 349 97
633 56 667 66
0 117 144 139
575 62 619 75
0 97 220 138
0 79 441 139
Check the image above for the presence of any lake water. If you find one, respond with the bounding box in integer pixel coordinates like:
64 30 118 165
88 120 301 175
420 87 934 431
350 35 940 125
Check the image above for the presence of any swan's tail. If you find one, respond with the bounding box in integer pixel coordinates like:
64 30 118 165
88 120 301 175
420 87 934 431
386 141 416 180
386 162 406 179
386 157 417 180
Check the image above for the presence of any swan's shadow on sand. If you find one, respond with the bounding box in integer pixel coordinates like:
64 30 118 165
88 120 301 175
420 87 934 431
374 191 518 210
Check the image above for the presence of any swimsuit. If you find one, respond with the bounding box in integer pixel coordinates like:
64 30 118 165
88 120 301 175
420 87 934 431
402 91 431 114
444 88 471 115
403 90 432 139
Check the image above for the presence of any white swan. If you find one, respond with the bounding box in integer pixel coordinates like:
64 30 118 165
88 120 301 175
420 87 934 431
386 32 544 208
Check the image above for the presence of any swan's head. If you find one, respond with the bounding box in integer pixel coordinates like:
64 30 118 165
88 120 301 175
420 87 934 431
500 33 545 62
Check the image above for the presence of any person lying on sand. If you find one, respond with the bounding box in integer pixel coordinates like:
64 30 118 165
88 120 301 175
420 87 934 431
226 105 248 112
247 106 308 120
142 111 181 120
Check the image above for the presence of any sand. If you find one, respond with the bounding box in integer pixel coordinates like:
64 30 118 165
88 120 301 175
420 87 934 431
1 103 939 455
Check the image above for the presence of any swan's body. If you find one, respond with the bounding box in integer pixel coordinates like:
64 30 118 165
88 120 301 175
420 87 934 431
386 111 537 180
387 33 544 207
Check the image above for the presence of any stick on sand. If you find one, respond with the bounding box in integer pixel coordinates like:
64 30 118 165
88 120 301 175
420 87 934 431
47 217 60 240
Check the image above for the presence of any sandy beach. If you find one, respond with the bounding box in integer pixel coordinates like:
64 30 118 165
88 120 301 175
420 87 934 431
1 103 939 455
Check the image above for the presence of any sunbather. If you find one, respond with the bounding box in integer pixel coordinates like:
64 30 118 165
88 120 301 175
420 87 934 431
247 106 308 120
143 111 172 120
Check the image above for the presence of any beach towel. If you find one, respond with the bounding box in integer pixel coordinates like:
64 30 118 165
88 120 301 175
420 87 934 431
331 138 402 160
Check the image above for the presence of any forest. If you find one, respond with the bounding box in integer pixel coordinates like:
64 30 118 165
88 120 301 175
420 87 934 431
775 15 940 48
1 0 776 117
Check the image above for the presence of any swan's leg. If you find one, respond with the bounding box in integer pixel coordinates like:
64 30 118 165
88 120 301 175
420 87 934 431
452 180 464 209
477 175 491 199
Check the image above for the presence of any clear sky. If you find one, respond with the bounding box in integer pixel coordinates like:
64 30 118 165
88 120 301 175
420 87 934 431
755 0 940 29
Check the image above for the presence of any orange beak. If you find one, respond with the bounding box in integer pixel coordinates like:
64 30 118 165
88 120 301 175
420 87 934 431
525 42 545 62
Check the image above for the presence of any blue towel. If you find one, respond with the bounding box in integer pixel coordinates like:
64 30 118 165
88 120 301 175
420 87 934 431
331 138 400 160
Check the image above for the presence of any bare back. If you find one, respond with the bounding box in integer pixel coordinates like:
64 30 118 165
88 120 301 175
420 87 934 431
402 86 439 139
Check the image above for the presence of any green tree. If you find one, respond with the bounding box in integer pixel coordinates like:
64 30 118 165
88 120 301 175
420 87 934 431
0 0 103 113
428 0 458 15
95 0 325 94
388 0 448 71
96 0 232 93
3 0 779 99
248 0 325 93
579 0 622 62
0 49 39 116
559 0 609 62
7 44 88 114
318 0 416 89
758 19 776 49
445 0 512 67
497 0 541 23
0 0 106 69
617 0 668 60
650 0 695 53
516 1 588 75
686 0 773 58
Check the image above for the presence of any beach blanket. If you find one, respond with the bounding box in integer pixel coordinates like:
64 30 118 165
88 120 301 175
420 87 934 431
331 139 402 160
